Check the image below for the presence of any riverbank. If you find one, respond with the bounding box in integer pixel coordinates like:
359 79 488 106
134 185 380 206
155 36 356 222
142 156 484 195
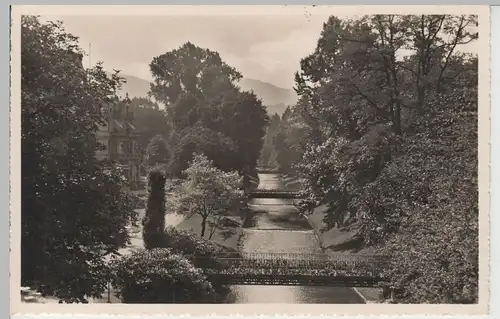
174 214 244 252
275 175 384 303
305 204 384 303
229 173 366 304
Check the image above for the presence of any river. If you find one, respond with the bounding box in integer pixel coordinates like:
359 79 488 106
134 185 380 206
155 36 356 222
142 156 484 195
228 173 365 304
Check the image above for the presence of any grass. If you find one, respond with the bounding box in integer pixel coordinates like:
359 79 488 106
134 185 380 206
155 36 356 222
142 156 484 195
175 214 244 252
306 204 383 303
307 205 377 255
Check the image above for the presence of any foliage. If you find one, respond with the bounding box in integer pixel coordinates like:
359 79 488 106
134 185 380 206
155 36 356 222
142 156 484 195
163 226 226 269
21 16 138 302
144 134 170 168
111 248 217 303
288 14 478 303
162 226 235 302
274 107 310 174
142 167 167 249
259 113 281 167
149 42 268 176
167 154 245 238
149 41 242 106
168 126 240 177
130 97 171 160
214 90 269 175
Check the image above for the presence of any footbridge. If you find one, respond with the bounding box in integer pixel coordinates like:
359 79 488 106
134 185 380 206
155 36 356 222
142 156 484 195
193 252 389 287
248 188 303 199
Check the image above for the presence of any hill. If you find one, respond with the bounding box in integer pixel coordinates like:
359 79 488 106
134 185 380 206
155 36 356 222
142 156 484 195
110 72 297 116
107 72 151 99
236 78 298 115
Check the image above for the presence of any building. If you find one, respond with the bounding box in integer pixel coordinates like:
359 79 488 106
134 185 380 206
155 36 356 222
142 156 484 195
96 94 141 189
67 50 142 189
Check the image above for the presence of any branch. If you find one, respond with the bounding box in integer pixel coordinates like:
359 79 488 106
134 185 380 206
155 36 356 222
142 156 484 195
346 77 389 120
437 16 468 90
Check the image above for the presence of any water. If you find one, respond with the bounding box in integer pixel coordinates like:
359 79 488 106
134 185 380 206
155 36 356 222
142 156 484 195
228 173 365 304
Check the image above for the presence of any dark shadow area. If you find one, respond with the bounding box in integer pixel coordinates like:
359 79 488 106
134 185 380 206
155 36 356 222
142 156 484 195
326 236 365 253
268 215 312 230
242 209 266 228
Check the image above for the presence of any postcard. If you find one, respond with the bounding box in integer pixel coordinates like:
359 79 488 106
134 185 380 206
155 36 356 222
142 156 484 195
10 4 491 316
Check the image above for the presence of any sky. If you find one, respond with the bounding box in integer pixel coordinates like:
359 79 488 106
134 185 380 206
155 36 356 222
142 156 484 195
40 14 334 89
39 12 478 90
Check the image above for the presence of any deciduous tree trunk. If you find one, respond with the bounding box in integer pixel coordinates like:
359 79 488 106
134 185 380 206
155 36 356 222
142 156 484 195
200 216 207 237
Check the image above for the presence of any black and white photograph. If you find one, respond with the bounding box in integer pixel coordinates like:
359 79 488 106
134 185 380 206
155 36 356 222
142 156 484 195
10 4 490 315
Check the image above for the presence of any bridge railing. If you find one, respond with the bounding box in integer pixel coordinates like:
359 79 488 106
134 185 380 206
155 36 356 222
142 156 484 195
190 252 389 278
251 189 298 193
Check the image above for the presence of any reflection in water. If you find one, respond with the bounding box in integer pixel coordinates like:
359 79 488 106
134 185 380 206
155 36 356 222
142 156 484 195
229 285 364 304
230 173 365 304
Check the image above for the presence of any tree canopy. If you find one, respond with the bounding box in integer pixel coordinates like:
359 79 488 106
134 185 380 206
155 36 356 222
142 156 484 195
144 134 170 168
130 97 171 160
21 16 138 302
275 14 478 303
167 154 244 238
149 42 269 177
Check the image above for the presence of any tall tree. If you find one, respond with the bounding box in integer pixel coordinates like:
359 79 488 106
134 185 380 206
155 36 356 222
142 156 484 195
149 41 242 109
168 126 240 177
149 42 268 177
259 113 281 167
21 16 138 302
142 167 167 249
216 90 269 175
291 14 478 303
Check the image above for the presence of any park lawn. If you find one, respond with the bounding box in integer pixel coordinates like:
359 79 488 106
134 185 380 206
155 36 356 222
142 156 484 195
307 204 383 303
280 175 298 185
278 175 304 191
307 204 377 255
175 214 244 252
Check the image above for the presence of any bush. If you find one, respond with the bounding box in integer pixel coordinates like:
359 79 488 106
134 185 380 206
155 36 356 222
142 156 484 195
163 226 226 269
163 226 238 301
111 248 216 303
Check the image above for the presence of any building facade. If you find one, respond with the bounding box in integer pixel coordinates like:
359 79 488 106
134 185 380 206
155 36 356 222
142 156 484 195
96 95 141 189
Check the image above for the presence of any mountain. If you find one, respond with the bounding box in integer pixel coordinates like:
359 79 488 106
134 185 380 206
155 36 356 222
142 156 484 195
236 78 298 115
108 72 151 99
111 72 297 116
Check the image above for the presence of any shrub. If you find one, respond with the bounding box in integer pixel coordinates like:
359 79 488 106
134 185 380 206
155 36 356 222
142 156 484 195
163 226 226 269
163 226 238 302
111 248 216 303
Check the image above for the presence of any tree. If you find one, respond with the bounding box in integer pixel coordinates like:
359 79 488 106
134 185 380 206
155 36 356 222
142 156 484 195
214 90 269 175
111 248 217 303
21 16 138 302
142 167 167 249
149 42 269 177
259 113 281 167
291 14 478 303
130 97 171 159
273 107 309 175
167 154 244 238
149 42 242 106
168 126 240 177
144 134 170 168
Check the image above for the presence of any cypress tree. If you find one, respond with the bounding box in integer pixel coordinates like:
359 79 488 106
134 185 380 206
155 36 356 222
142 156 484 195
142 167 167 249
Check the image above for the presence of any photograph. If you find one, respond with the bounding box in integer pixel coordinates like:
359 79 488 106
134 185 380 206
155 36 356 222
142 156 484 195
10 4 490 316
